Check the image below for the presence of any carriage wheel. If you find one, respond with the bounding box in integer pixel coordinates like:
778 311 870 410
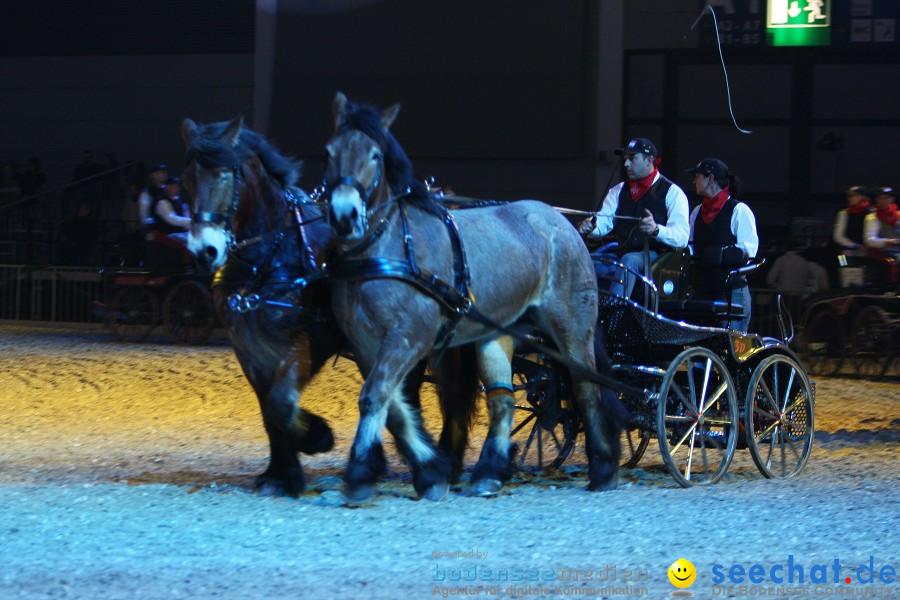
510 354 580 472
163 280 216 344
744 354 814 478
802 308 845 376
620 427 650 468
108 287 159 342
850 306 893 379
657 347 738 487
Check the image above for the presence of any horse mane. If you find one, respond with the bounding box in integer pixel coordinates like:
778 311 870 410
337 100 431 203
185 120 301 188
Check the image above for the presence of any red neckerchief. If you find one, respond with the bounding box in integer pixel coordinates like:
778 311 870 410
876 203 899 227
629 167 658 201
700 187 730 225
847 200 870 215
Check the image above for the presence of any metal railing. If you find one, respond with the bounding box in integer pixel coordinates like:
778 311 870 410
0 265 105 323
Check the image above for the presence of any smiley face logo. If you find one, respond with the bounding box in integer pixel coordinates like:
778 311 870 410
668 558 696 588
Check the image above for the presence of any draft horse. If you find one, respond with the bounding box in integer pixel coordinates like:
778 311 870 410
181 115 478 496
325 92 621 502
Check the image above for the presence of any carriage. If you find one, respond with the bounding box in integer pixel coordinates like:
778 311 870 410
182 100 815 499
507 254 815 487
103 259 216 344
799 290 900 379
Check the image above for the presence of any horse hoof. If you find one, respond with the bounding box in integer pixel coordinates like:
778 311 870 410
421 482 449 502
342 484 375 505
470 478 502 497
588 475 618 492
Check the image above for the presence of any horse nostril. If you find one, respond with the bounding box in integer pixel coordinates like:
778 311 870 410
350 207 358 222
204 246 218 261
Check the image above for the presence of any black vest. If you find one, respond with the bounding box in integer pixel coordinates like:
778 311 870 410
692 198 745 296
844 210 867 245
614 175 672 254
149 193 189 235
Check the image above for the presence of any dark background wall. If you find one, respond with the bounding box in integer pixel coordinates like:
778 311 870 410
1 0 899 236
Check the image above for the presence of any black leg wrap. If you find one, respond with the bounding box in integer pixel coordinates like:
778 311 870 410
294 412 335 455
471 437 517 484
584 412 620 492
345 441 388 489
409 452 452 498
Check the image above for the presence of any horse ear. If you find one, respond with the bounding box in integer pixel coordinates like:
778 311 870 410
181 118 198 145
223 114 244 148
381 103 400 129
333 91 348 129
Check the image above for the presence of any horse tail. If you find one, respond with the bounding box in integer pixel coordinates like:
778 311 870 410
433 344 480 483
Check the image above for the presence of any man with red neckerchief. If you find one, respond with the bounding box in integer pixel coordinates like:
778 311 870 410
833 185 872 258
863 186 900 254
577 137 690 299
685 157 759 333
863 186 900 286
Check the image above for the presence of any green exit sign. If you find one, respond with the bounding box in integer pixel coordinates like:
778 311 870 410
767 0 831 46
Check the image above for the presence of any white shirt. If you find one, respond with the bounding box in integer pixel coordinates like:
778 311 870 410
585 173 690 249
688 200 759 259
863 212 900 250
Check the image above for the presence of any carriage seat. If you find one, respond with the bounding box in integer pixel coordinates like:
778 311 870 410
658 258 765 324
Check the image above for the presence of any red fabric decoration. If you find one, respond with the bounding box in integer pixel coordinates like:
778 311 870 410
876 202 899 226
629 168 658 201
700 187 730 224
847 200 870 215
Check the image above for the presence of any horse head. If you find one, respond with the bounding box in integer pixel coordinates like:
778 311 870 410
325 92 429 241
181 115 300 271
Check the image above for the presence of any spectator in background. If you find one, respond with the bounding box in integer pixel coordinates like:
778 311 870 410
18 157 47 200
0 160 21 206
99 152 125 221
766 236 829 294
72 150 104 183
58 200 99 265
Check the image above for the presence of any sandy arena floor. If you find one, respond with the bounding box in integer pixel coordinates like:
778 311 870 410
0 324 897 599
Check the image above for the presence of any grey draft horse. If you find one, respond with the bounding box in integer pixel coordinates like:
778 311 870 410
325 92 621 502
181 115 479 497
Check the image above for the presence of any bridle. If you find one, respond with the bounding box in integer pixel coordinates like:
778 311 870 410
190 164 243 250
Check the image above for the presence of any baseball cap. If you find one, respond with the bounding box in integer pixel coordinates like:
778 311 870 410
874 186 895 197
685 158 729 179
164 176 181 185
151 163 168 173
847 185 870 197
614 137 658 157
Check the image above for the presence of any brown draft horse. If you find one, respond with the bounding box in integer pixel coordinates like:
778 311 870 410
181 115 479 497
325 93 621 502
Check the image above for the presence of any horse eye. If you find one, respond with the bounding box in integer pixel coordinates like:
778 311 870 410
371 150 382 162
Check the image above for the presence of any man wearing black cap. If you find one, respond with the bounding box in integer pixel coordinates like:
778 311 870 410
685 157 759 332
577 137 690 298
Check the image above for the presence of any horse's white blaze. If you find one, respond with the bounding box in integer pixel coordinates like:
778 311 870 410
330 186 366 239
390 390 436 462
187 226 229 270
